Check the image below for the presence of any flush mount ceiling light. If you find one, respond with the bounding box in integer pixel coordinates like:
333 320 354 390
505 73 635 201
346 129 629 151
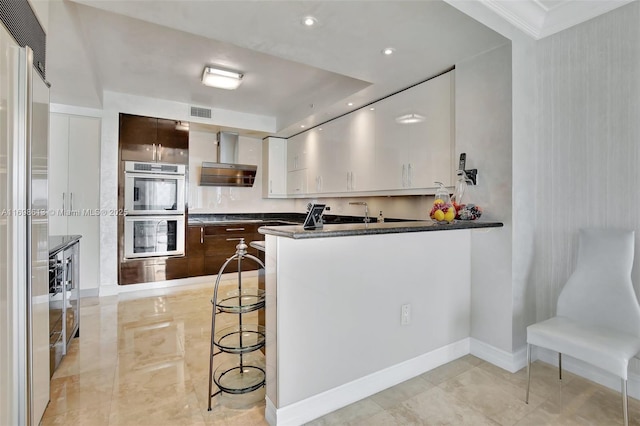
347 102 354 106
382 47 395 55
201 66 244 90
395 113 425 124
302 16 317 26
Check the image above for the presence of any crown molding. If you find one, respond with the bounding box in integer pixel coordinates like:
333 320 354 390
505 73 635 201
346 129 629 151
463 0 635 40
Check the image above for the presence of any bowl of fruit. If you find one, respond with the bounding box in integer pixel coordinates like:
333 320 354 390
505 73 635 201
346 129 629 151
455 203 482 221
430 198 456 224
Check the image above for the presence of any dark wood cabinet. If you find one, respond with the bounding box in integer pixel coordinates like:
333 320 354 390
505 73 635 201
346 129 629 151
187 225 205 277
120 223 266 284
185 223 263 278
203 223 261 275
119 113 188 164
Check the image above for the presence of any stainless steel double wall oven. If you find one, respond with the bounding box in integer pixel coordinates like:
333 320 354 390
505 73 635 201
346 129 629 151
123 161 186 258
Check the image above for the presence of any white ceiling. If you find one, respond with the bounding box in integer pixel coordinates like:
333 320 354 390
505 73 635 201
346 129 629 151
45 0 631 138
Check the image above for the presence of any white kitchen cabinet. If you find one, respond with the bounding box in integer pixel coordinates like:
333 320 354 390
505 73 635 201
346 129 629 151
286 132 309 196
282 70 453 197
305 110 374 195
49 113 101 292
286 132 308 171
306 124 348 194
374 71 454 190
287 169 308 196
262 137 287 198
345 107 376 192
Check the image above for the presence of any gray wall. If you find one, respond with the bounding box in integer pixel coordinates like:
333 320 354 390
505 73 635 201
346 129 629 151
455 44 514 352
534 1 640 321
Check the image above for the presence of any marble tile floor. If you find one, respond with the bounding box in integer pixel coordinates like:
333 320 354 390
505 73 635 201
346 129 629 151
41 281 640 426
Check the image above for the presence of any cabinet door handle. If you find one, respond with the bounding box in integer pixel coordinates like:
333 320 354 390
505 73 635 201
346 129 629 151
153 144 157 161
351 172 355 190
62 192 65 213
408 164 412 187
269 180 273 194
158 144 162 162
200 226 204 244
70 192 73 212
226 228 245 232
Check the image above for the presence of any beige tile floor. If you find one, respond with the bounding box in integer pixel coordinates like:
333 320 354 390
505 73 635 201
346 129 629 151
42 280 640 426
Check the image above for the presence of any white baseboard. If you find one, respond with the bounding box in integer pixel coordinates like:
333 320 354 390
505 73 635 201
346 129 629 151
535 347 640 400
79 287 100 298
265 397 277 426
267 338 470 426
470 338 527 373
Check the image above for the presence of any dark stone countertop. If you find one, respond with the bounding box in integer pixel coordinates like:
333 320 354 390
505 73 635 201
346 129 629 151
49 234 82 256
258 220 503 240
187 212 410 226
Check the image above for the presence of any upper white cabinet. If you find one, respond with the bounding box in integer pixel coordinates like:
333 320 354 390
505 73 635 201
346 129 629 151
287 132 308 171
307 122 349 194
346 107 376 192
286 132 309 195
281 70 454 197
49 113 101 291
287 169 308 195
374 71 454 190
262 137 287 198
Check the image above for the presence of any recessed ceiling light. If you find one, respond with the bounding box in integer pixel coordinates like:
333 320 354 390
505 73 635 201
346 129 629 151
302 16 317 26
382 47 395 56
318 128 323 131
347 102 353 106
300 125 305 128
370 107 375 111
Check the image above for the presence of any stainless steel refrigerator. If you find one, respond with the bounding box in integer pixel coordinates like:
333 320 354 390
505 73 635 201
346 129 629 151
0 20 50 426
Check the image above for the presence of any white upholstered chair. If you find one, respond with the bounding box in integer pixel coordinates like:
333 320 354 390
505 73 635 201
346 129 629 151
526 228 640 426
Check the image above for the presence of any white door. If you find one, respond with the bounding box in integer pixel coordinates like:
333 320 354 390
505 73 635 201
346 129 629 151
68 116 101 290
49 113 69 234
49 113 101 291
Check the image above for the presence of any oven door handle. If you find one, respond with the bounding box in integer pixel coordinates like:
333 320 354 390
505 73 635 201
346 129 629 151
124 172 186 180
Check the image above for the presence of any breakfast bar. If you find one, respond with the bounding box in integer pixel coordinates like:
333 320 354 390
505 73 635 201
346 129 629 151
258 220 502 425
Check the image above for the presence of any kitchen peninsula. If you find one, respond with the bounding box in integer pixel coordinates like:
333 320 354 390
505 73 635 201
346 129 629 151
258 220 502 426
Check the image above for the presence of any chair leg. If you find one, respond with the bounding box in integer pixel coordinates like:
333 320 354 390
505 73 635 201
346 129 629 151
558 353 562 380
622 378 629 426
525 343 531 404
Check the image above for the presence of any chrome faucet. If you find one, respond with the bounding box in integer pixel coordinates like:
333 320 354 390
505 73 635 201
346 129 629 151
349 202 370 223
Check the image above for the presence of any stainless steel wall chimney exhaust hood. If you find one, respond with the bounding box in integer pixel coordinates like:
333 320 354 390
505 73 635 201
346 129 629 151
199 132 258 187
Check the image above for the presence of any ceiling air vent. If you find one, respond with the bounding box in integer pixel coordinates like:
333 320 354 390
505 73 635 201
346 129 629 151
190 106 212 119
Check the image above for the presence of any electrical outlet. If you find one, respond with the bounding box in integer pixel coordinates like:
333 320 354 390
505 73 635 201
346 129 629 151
401 304 411 325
